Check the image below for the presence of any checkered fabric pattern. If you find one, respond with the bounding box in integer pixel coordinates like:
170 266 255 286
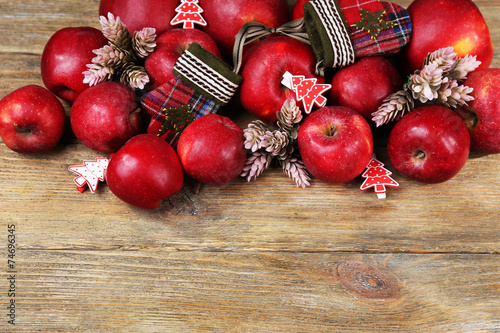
304 0 412 70
140 42 242 146
342 0 412 57
141 77 220 124
141 77 221 146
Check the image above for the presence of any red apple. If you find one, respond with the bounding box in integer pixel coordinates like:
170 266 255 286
292 0 309 20
177 114 246 186
239 36 321 124
41 27 108 103
455 68 500 154
388 105 470 183
400 0 493 74
70 82 142 153
0 85 66 154
145 28 221 89
329 57 402 125
297 106 373 184
199 0 289 58
99 0 178 35
106 134 183 209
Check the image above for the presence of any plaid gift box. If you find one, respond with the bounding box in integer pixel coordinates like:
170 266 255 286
141 42 242 146
303 0 412 69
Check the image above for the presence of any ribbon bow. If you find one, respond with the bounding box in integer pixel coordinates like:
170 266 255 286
232 19 311 74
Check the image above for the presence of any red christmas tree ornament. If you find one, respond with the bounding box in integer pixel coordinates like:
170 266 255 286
360 156 399 199
68 157 110 193
282 71 331 114
170 0 207 29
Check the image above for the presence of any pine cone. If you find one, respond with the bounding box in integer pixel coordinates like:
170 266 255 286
92 44 130 68
277 99 303 138
119 62 149 90
243 120 268 152
437 80 474 108
281 157 311 188
447 55 482 81
132 28 157 58
408 63 445 103
83 63 114 86
372 90 414 127
240 151 272 182
423 46 457 72
100 13 131 50
260 130 293 160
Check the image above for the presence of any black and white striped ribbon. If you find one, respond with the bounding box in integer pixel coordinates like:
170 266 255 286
307 0 355 68
174 49 240 105
232 19 311 74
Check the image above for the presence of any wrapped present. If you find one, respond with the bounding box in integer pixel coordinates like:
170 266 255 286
141 42 242 146
303 0 412 69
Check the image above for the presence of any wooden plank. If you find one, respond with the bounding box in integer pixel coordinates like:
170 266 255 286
0 0 499 332
7 251 500 332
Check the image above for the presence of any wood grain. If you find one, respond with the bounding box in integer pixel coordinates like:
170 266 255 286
0 0 499 332
10 251 500 332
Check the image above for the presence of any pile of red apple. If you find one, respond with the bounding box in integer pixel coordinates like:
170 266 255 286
0 0 499 210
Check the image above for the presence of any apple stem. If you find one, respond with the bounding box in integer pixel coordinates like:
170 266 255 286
14 123 34 134
327 125 337 137
415 150 426 160
466 114 479 129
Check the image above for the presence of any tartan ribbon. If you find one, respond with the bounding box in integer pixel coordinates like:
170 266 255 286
232 19 311 74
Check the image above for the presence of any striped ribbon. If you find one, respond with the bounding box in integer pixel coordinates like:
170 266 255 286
232 19 311 74
173 48 240 105
305 0 356 68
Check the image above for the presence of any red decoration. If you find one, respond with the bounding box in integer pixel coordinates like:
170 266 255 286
282 71 331 114
68 157 110 193
170 0 207 29
360 156 399 199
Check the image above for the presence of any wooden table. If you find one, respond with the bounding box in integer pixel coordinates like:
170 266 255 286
1 0 499 331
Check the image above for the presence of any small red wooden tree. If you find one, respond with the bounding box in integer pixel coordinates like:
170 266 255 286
360 157 399 199
170 0 207 29
282 72 331 114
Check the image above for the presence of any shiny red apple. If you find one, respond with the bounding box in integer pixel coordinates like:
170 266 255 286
297 106 373 184
199 0 289 58
177 114 246 186
292 0 309 20
239 36 321 124
99 0 178 35
41 27 108 103
455 68 500 154
329 56 402 125
0 85 66 154
70 82 142 153
400 0 493 74
145 28 221 89
388 105 470 183
106 134 183 209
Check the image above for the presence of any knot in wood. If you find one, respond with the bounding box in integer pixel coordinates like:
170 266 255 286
337 261 400 301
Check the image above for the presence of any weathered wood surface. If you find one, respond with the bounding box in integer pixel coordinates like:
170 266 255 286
0 0 499 332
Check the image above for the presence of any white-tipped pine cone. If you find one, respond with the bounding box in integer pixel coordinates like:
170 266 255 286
408 63 445 103
132 28 157 58
243 120 268 152
277 99 303 138
100 13 131 50
260 130 293 160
